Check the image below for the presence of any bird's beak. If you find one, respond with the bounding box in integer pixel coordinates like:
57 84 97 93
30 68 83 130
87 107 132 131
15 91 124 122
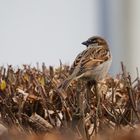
81 40 89 46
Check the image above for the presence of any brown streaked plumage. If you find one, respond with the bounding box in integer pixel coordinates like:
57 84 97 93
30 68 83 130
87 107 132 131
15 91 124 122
58 36 112 98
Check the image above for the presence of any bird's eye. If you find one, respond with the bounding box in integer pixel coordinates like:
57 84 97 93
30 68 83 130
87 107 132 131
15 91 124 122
89 39 94 43
92 39 97 43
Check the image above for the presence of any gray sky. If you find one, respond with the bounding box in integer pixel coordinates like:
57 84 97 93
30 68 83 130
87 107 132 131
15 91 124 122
0 0 99 67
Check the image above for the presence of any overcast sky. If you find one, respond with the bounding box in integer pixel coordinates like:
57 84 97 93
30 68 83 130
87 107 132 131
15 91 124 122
0 0 100 67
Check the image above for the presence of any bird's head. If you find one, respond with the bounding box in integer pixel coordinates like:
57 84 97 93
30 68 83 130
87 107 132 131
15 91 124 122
82 36 107 47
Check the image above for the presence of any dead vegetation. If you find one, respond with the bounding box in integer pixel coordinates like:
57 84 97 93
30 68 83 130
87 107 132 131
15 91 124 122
0 62 140 140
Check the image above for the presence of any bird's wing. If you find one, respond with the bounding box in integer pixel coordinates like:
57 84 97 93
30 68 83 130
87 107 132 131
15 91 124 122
69 49 88 74
77 45 111 75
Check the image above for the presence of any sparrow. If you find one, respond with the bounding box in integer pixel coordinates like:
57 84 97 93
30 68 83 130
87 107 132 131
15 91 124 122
58 36 112 99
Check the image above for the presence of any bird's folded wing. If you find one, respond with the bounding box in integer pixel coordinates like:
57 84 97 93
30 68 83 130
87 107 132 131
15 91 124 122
78 46 110 74
69 49 88 74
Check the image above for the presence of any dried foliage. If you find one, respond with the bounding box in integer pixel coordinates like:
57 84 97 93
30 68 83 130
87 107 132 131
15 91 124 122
0 63 140 140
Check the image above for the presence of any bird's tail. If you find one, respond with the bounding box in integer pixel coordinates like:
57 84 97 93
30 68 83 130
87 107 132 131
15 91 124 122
57 77 73 99
60 78 72 89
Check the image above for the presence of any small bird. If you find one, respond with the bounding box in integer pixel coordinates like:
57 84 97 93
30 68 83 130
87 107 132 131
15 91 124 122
59 36 112 99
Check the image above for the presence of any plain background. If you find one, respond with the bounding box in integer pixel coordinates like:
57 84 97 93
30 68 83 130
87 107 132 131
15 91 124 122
0 0 96 66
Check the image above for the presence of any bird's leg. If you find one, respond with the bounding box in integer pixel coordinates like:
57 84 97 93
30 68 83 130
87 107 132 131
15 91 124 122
86 80 96 104
90 81 101 114
95 82 101 116
90 80 101 134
